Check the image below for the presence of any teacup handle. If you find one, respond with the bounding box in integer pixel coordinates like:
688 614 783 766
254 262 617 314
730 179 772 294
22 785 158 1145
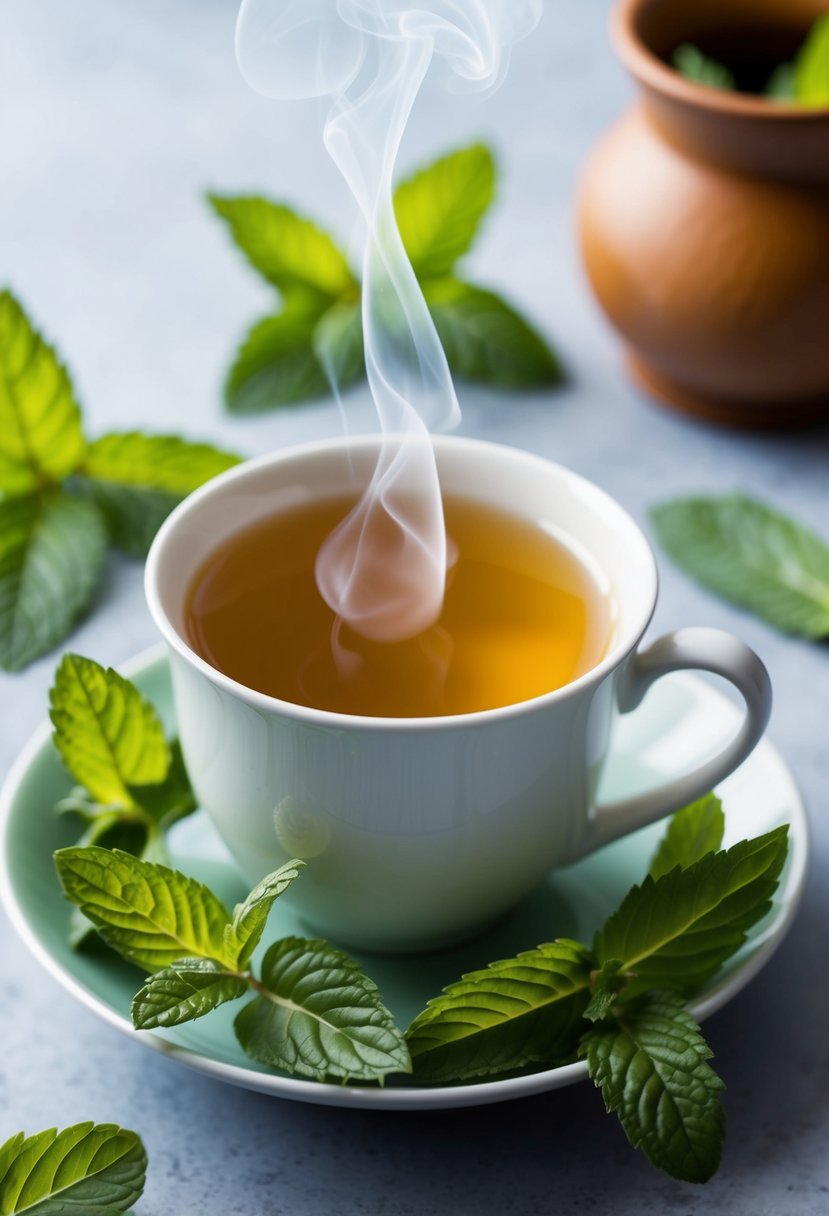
590 627 772 849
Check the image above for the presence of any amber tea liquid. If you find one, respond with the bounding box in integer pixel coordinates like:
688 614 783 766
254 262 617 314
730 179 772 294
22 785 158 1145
186 495 615 717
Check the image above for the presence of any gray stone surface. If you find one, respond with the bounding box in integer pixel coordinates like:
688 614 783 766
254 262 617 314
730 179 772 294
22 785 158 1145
1 1 828 1211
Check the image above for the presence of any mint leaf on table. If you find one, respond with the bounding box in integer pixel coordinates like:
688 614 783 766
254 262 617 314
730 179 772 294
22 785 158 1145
423 278 563 389
580 991 725 1184
50 654 170 809
406 940 593 1083
651 495 829 638
795 13 829 106
394 143 495 279
648 793 725 880
0 493 107 672
223 860 305 968
0 288 86 496
225 309 333 413
595 827 789 996
672 44 735 90
78 431 240 558
235 936 411 1083
54 847 235 971
0 1122 147 1215
132 958 249 1030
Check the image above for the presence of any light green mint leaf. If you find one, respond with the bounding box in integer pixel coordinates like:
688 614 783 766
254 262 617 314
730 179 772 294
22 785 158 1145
595 826 789 996
394 143 496 279
132 957 249 1029
224 860 305 968
672 44 735 90
78 431 241 558
580 991 725 1183
0 492 107 673
0 1121 147 1215
0 289 86 496
50 654 170 809
208 194 356 300
651 495 829 638
423 278 563 390
649 794 725 881
313 300 365 390
406 939 593 1083
235 936 410 1082
54 846 233 971
795 14 829 106
583 959 626 1024
225 311 332 413
765 62 797 101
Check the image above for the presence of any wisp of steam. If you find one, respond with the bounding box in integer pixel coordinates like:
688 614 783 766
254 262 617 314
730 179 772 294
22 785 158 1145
236 0 541 643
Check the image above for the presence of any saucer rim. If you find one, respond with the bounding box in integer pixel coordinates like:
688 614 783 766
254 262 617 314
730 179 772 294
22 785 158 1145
0 644 810 1112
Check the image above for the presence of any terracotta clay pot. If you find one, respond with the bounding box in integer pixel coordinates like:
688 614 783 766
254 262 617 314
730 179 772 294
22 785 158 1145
579 0 829 427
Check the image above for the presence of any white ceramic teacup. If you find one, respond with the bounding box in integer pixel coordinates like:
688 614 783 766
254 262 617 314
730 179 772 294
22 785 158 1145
145 436 772 953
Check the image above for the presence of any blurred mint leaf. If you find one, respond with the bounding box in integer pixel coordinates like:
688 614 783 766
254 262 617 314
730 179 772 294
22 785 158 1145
54 846 234 972
424 278 563 389
649 794 725 880
394 143 495 279
208 194 356 302
225 310 332 413
595 827 789 996
672 44 735 90
406 939 593 1083
0 492 107 673
0 288 86 496
0 1121 147 1215
795 13 829 105
224 860 305 968
580 991 725 1183
651 495 829 638
235 936 410 1082
132 958 248 1029
765 62 797 100
50 654 170 809
313 300 365 389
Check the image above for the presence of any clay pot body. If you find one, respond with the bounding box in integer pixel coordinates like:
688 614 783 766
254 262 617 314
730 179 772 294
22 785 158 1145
579 0 829 427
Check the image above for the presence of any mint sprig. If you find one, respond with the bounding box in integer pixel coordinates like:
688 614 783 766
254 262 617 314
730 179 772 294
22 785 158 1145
0 288 241 671
209 142 563 412
0 1122 147 1215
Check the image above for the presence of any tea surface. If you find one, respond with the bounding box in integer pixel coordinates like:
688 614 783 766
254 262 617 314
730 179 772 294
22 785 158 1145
186 495 614 717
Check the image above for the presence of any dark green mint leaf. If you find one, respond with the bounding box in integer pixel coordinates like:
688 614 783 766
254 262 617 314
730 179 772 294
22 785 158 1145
595 827 789 995
580 991 725 1183
423 278 563 389
235 936 410 1082
672 44 735 90
225 311 331 413
394 143 495 279
0 289 86 496
583 959 626 1023
0 1121 147 1214
795 14 829 106
649 794 725 881
406 939 593 1083
651 495 829 638
224 861 305 968
0 492 107 672
50 654 170 809
132 957 248 1029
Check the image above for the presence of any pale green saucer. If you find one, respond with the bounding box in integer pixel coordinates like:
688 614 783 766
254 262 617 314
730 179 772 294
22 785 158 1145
0 647 809 1111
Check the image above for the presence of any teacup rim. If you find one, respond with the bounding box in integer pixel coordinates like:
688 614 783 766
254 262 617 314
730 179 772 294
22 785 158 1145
144 434 658 731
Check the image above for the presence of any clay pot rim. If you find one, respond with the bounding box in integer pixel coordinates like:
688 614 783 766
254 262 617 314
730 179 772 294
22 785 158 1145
613 0 829 120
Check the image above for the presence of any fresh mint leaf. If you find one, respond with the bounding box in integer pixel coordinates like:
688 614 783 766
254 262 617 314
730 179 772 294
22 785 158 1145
423 278 563 389
672 44 735 90
394 143 495 279
406 940 593 1083
649 794 725 881
132 958 248 1029
0 492 107 673
224 860 305 968
0 288 86 496
313 300 365 389
50 654 170 809
651 495 829 638
225 310 331 413
580 991 725 1183
795 14 829 106
79 431 240 558
595 827 789 995
208 194 356 302
54 846 234 971
0 1121 147 1215
235 936 410 1082
583 959 626 1023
